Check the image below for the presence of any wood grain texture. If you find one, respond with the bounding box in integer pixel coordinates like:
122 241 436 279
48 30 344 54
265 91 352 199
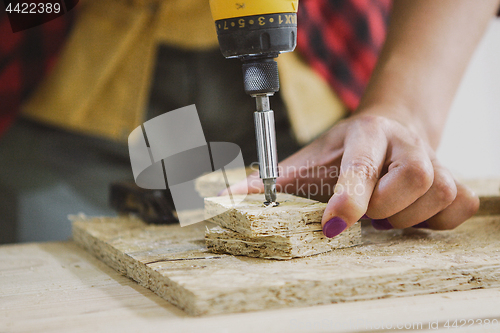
4 242 500 333
204 194 361 259
73 214 500 316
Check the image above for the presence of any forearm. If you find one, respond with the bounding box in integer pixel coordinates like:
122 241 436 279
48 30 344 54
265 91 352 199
357 0 500 149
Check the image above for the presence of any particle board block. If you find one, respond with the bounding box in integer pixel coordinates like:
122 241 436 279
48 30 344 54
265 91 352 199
205 193 327 237
205 224 361 259
73 214 500 316
204 193 361 259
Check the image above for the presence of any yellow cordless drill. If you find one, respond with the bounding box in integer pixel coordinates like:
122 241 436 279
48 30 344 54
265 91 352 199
209 0 299 206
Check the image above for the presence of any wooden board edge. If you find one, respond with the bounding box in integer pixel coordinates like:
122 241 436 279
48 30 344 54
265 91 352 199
71 218 500 316
72 221 203 316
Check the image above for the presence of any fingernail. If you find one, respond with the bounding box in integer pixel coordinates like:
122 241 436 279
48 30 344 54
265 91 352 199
413 221 430 229
322 217 347 238
371 218 393 230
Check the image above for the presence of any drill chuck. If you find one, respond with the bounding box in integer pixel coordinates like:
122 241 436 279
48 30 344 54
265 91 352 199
242 58 279 95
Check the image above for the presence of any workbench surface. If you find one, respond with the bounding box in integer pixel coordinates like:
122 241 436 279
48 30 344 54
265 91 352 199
2 179 499 332
2 240 500 333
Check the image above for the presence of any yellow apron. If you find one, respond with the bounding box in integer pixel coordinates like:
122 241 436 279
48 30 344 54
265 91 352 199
22 0 347 145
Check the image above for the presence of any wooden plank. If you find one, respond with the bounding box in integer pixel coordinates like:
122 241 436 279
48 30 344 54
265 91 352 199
461 178 500 216
204 193 361 259
476 195 500 216
3 242 500 333
461 178 500 196
195 167 252 198
72 214 500 316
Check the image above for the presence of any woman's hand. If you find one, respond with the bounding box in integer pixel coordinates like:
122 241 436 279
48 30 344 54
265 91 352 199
228 0 498 237
229 108 479 237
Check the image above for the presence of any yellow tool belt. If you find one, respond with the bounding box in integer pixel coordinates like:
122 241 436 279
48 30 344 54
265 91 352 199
22 0 346 145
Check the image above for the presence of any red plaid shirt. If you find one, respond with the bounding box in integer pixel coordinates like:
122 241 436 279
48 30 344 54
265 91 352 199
0 0 391 137
297 0 392 111
0 8 74 135
0 1 498 136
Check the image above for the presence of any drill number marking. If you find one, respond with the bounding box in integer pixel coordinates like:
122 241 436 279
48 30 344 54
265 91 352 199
217 13 296 32
279 14 296 24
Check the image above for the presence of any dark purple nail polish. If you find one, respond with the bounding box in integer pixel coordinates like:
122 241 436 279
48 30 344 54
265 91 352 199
371 218 393 230
413 221 430 229
323 217 347 238
361 214 370 219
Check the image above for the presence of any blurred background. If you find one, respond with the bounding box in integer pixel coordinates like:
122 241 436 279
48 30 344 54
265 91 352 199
0 2 499 244
437 19 500 180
